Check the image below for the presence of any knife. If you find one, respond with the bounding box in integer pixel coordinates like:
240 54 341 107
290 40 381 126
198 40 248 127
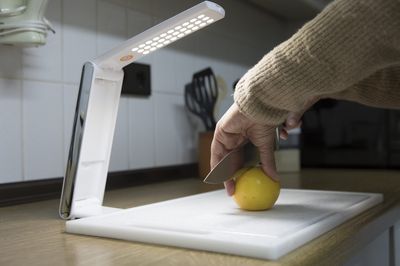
203 127 280 184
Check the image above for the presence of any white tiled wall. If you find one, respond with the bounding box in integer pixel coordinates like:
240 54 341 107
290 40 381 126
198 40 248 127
22 0 62 82
0 0 287 183
0 79 22 183
63 0 97 83
22 80 64 180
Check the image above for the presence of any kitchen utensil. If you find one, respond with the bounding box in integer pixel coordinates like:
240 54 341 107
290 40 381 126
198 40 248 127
65 188 383 260
203 127 281 184
186 67 218 130
184 83 215 131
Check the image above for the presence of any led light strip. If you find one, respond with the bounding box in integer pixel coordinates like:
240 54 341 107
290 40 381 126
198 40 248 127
93 1 225 70
131 15 215 55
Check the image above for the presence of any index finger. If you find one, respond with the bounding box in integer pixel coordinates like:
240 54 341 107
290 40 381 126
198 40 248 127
210 127 246 170
210 136 228 170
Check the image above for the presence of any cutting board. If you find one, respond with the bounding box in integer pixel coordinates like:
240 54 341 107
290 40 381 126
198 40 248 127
66 189 382 260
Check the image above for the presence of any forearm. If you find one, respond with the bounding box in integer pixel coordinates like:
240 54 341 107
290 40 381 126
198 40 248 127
331 66 400 110
234 0 400 125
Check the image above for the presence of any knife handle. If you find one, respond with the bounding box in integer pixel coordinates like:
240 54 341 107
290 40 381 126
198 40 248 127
243 127 280 167
243 142 258 167
275 127 280 151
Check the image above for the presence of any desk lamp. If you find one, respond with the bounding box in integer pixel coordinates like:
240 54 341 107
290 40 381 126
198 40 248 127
59 1 225 219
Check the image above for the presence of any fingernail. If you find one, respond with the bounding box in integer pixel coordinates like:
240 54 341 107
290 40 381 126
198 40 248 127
225 182 235 196
271 175 280 182
227 187 234 196
268 172 280 182
287 119 296 127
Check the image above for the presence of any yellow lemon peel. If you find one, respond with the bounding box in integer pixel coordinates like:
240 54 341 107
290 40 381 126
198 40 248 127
233 167 280 211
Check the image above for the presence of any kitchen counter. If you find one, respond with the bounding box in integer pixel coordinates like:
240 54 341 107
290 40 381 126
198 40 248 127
1 169 400 266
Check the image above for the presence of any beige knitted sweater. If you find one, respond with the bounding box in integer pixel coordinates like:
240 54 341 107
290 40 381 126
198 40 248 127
234 0 400 125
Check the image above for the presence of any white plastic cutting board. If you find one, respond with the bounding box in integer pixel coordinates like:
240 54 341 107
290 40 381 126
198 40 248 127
66 189 382 260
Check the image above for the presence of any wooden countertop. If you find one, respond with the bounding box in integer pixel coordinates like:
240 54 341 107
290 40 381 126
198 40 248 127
1 169 400 266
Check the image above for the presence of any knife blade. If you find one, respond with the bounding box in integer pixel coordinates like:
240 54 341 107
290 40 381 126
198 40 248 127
203 127 280 184
203 142 257 184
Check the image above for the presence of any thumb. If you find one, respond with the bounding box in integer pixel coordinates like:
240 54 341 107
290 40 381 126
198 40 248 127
286 112 303 129
285 96 320 130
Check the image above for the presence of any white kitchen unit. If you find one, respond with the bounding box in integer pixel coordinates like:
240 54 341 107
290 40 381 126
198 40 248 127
345 230 390 266
343 205 400 266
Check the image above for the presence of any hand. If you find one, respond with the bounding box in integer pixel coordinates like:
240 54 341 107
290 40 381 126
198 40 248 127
279 96 320 139
210 103 279 196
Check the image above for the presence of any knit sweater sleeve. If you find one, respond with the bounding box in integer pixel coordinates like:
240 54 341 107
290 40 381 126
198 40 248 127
331 66 400 109
234 0 400 125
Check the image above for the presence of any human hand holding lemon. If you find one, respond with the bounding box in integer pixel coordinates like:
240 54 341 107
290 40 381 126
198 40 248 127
232 166 280 211
210 104 279 196
210 103 282 210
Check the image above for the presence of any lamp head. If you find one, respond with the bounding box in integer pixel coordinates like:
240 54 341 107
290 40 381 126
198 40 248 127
93 1 225 70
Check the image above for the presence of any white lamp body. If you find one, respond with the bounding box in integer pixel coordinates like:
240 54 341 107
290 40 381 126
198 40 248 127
59 1 225 219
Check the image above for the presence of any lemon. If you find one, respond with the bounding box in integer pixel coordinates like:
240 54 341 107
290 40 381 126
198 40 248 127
233 167 280 211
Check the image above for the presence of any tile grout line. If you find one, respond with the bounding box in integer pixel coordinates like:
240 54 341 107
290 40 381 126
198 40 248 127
95 0 99 56
124 6 133 169
61 0 66 170
20 79 25 182
0 76 79 86
151 12 158 168
17 16 25 182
